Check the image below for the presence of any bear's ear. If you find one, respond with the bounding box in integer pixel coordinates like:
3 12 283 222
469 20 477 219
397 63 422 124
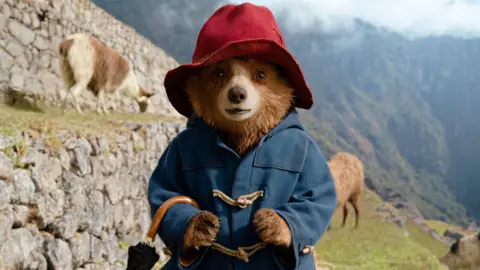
450 239 460 254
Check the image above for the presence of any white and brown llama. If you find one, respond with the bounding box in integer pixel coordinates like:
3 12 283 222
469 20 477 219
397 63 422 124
58 33 154 114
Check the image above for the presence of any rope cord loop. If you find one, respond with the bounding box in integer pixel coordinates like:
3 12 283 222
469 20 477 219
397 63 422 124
162 242 268 262
211 242 268 263
212 189 264 209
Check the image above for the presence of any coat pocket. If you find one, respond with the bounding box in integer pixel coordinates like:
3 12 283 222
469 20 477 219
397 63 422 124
250 138 308 201
252 137 307 173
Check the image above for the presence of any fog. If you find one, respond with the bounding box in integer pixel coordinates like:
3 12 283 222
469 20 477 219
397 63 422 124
230 0 480 38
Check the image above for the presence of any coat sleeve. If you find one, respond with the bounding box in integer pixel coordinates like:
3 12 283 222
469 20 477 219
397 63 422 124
147 140 206 269
273 139 337 268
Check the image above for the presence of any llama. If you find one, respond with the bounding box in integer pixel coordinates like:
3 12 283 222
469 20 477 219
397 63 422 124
440 232 480 270
58 33 154 114
327 152 365 229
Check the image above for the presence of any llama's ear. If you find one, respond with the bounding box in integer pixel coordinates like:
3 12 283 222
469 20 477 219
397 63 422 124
139 87 154 98
477 232 480 241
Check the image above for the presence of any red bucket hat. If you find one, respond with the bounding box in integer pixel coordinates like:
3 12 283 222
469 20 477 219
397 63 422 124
164 2 314 118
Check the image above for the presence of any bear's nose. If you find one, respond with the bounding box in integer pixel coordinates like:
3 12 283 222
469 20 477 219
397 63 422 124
228 87 247 104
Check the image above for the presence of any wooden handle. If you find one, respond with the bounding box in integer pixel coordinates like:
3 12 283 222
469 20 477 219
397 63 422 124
145 196 200 241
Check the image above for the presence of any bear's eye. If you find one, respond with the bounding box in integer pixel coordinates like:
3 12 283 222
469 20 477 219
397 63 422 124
212 67 225 78
254 69 267 81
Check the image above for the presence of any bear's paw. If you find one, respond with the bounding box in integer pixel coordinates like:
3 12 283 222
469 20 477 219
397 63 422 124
253 208 292 247
183 211 220 249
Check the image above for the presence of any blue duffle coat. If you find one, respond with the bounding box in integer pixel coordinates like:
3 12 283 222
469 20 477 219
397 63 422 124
148 109 337 270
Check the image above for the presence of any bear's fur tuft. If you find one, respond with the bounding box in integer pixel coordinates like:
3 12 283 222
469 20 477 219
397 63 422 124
183 211 220 249
253 209 292 247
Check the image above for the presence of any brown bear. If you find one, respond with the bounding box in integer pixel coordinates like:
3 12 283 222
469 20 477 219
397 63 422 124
147 3 337 270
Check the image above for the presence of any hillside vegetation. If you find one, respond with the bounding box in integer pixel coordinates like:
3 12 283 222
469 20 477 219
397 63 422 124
316 190 449 270
0 101 182 136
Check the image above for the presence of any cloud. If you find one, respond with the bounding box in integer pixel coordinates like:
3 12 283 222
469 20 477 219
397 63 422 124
229 0 480 38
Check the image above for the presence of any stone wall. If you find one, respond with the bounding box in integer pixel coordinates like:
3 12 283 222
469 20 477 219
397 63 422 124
0 121 185 269
0 0 181 116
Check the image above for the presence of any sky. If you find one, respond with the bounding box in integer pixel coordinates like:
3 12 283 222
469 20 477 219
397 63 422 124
230 0 480 38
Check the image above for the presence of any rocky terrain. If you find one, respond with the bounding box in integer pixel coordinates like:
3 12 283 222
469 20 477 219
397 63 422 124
0 121 184 269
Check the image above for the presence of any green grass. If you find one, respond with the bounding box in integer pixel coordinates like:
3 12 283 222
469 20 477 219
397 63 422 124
0 101 184 137
404 219 448 258
424 220 473 237
152 260 166 270
119 240 129 250
315 190 449 270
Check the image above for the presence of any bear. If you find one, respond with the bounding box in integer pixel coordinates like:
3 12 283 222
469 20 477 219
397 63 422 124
147 3 337 270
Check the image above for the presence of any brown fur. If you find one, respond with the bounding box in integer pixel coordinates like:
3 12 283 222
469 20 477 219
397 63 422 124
87 36 130 95
185 58 294 156
440 232 480 270
253 209 292 247
58 39 73 57
139 87 154 98
138 87 154 113
183 211 220 250
180 211 220 265
327 152 365 228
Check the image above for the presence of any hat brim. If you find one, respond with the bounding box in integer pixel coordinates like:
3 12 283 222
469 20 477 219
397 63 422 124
164 39 314 118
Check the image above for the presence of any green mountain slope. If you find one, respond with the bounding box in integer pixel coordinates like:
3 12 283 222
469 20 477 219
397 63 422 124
93 0 480 225
316 190 448 270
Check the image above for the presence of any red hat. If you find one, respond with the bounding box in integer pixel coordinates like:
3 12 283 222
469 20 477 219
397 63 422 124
164 2 314 117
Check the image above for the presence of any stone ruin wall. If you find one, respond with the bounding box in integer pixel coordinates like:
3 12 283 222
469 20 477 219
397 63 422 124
0 121 185 269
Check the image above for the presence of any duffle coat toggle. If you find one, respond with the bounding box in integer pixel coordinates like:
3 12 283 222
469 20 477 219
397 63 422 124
212 189 264 209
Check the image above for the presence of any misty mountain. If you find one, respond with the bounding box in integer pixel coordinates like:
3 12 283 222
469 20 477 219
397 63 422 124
93 0 480 225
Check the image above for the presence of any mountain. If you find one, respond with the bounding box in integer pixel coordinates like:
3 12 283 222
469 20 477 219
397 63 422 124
93 0 480 225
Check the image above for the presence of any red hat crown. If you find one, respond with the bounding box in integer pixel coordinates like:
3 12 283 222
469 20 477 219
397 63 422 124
192 3 285 63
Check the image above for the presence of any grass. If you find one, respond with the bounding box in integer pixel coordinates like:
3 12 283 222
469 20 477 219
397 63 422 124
152 260 167 270
424 220 474 237
315 190 449 270
0 101 185 147
119 240 129 250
